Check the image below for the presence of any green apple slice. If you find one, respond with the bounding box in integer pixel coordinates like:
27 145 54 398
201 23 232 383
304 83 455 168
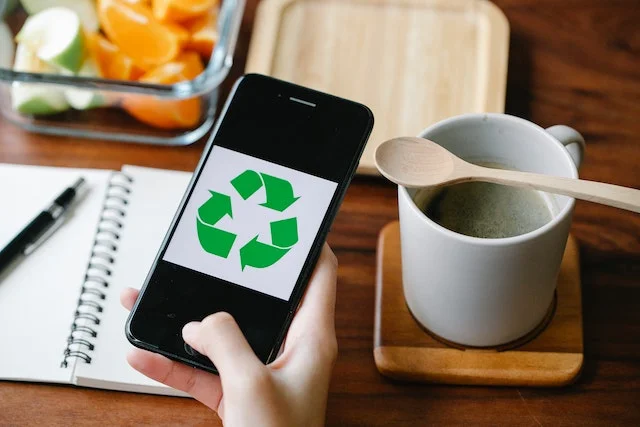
65 57 106 110
0 22 14 69
2 0 20 18
12 43 69 115
16 7 84 73
19 0 99 32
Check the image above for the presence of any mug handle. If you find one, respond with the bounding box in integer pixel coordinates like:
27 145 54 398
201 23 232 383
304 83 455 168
545 125 586 170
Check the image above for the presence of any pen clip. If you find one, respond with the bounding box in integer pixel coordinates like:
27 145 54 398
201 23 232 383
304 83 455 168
23 216 67 256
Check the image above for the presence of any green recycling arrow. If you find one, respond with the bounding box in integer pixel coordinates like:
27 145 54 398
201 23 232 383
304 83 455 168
239 236 289 270
260 173 299 212
231 170 262 200
239 217 299 270
196 170 300 272
231 170 299 212
269 217 298 247
196 191 237 258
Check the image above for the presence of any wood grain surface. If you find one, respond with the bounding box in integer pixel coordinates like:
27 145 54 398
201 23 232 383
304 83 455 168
1 0 639 425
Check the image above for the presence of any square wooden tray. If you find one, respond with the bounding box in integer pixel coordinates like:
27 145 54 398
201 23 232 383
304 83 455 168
246 0 510 175
374 221 584 386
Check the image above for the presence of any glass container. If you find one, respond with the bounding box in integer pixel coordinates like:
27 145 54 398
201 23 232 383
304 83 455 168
0 0 244 145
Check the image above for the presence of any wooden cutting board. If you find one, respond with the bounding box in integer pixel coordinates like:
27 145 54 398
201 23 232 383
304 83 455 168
246 0 509 175
374 221 584 386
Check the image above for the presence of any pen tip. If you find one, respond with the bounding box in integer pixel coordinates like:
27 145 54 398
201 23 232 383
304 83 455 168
72 177 86 191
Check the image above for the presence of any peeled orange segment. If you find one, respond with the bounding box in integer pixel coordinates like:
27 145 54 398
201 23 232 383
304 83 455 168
123 95 201 129
139 51 204 82
153 0 218 23
185 8 218 59
97 0 182 70
123 52 204 129
86 32 144 80
165 22 190 48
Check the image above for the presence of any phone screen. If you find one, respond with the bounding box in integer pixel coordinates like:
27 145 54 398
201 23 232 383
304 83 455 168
127 74 373 370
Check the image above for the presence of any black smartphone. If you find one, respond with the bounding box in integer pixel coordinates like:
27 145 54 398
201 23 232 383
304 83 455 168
125 74 373 373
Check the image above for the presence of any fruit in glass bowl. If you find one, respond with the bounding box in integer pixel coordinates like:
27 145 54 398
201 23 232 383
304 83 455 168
7 0 221 129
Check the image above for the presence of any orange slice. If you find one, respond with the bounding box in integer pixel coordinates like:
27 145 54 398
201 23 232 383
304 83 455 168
123 52 204 129
139 50 203 82
153 0 218 23
86 32 144 80
120 0 150 5
165 22 190 48
185 8 218 59
97 0 182 70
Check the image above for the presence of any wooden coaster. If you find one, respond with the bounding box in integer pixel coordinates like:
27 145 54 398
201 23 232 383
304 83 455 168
374 221 584 387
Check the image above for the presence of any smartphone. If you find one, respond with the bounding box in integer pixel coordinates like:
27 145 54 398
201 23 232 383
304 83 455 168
125 74 373 373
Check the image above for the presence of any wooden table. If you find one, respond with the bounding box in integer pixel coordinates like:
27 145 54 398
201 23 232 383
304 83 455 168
1 0 639 425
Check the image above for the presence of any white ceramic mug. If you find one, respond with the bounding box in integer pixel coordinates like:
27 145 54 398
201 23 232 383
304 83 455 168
398 113 585 347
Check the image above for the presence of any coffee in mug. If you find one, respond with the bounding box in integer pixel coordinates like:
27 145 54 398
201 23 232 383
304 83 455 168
415 162 557 239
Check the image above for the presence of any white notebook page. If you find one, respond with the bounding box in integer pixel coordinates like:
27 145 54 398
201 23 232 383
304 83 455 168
74 166 191 396
0 164 110 383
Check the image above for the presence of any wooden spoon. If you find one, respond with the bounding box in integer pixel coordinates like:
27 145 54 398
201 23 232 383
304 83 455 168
375 137 640 213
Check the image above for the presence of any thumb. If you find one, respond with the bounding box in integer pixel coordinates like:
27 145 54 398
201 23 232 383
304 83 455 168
182 312 263 377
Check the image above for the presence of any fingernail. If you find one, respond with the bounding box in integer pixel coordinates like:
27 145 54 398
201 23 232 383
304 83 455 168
182 322 200 340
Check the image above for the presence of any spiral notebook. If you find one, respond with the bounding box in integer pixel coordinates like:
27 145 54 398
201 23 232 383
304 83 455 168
0 163 192 396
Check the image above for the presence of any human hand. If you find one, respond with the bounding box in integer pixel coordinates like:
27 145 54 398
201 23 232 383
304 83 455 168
120 244 339 426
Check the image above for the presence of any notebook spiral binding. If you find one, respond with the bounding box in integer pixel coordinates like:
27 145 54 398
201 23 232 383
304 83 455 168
60 172 134 368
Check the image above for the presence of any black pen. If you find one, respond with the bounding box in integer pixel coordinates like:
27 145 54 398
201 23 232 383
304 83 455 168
0 177 86 278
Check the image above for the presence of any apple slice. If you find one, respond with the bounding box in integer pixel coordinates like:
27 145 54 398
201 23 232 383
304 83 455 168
0 22 14 69
11 43 69 115
19 0 99 32
65 57 107 110
2 0 19 18
16 7 84 73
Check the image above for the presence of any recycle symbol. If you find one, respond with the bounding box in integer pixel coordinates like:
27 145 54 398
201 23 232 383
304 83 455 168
196 170 300 270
